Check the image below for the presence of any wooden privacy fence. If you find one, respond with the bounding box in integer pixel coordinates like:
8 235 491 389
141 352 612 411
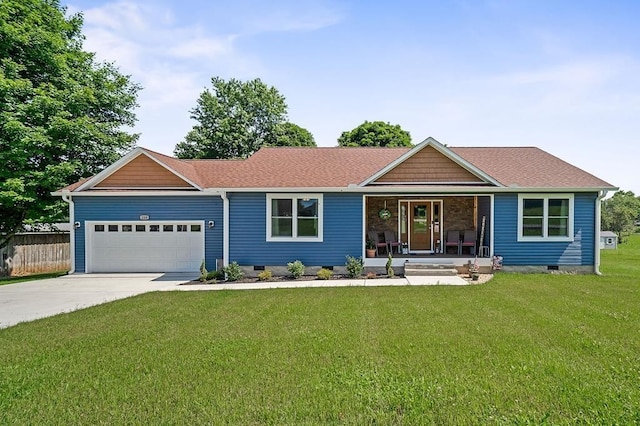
2 234 70 276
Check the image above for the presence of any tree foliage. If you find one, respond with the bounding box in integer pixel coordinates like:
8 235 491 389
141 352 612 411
0 0 140 249
601 190 640 243
337 121 412 147
174 77 291 159
272 122 316 147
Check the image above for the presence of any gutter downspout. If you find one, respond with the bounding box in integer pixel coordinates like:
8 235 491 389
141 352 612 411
594 190 608 275
61 190 75 274
221 191 229 269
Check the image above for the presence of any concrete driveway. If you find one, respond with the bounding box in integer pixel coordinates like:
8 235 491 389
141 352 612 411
0 273 196 329
0 273 471 329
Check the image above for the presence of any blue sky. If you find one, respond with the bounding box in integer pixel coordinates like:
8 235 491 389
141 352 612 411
66 0 640 194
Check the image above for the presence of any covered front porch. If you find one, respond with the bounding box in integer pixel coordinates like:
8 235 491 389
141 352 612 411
364 194 493 271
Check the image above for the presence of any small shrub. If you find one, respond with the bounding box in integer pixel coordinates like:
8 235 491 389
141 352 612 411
317 268 333 280
366 271 377 279
206 270 224 281
345 255 364 278
225 261 244 281
287 260 305 279
257 269 273 281
199 259 208 282
386 253 394 278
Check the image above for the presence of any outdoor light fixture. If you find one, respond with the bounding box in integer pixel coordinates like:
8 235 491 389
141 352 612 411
208 220 215 229
74 221 81 229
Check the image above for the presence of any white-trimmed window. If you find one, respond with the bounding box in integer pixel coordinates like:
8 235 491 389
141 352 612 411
267 194 323 242
518 194 574 241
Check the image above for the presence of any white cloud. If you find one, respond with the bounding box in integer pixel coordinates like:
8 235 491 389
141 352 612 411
70 0 345 153
82 1 149 32
82 27 142 70
78 1 237 72
70 0 240 145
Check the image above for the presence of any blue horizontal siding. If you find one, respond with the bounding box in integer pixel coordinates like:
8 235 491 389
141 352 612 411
229 192 363 266
493 193 596 266
73 196 223 272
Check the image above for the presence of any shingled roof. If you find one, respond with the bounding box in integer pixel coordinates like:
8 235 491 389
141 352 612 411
58 140 615 192
450 147 614 188
183 147 408 188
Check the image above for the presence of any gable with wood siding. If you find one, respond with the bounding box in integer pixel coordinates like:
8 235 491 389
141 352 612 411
94 153 196 189
371 145 485 184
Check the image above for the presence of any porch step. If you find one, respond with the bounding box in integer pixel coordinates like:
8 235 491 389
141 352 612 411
403 262 458 277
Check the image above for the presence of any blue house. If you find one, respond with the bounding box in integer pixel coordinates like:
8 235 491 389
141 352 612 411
54 138 616 275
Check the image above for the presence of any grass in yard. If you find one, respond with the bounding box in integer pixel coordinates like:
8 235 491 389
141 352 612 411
0 271 67 286
1 237 639 423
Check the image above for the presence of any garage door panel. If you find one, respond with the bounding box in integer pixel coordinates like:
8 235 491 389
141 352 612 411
87 221 204 273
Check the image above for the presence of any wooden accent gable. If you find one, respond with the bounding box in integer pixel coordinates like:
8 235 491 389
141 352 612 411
94 154 195 188
373 145 484 184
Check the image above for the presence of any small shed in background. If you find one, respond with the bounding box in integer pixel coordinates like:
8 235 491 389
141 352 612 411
1 223 70 276
600 231 618 250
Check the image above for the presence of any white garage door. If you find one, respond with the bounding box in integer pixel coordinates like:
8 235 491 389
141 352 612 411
86 221 205 273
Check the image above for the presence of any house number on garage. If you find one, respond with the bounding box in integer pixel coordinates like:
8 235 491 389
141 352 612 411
139 215 150 220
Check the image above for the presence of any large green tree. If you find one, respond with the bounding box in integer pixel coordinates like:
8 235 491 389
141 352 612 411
272 122 316 147
601 190 640 243
175 77 291 159
0 0 140 249
337 121 412 147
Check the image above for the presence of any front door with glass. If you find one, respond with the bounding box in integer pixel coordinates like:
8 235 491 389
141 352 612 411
399 200 443 254
410 202 431 252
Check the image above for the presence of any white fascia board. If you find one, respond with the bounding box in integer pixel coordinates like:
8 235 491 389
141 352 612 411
369 181 492 186
52 185 615 197
52 191 222 197
358 137 503 187
488 186 617 193
209 186 614 194
90 186 199 190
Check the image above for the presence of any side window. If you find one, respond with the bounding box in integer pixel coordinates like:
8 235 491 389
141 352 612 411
271 198 293 237
296 198 318 237
522 199 544 237
267 194 322 241
518 195 573 241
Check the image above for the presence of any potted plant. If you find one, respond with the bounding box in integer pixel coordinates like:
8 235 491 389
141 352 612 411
365 238 376 258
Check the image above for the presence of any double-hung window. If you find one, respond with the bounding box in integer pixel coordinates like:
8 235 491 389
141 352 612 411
518 194 573 241
267 194 322 241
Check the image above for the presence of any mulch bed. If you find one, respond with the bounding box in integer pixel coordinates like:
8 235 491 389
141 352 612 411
182 274 397 285
183 273 494 285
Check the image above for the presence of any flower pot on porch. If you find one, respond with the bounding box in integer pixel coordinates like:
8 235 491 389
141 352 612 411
366 249 377 258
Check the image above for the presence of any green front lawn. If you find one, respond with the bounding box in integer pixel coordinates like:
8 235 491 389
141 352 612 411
1 237 639 424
